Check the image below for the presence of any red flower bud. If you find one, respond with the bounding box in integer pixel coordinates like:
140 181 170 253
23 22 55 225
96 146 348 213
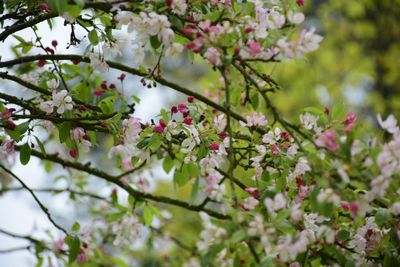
69 148 78 158
187 96 195 103
183 117 192 125
117 73 126 81
37 59 46 67
94 89 102 96
209 142 219 151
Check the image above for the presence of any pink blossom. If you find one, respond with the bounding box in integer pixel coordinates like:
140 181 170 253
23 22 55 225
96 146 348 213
245 187 260 198
178 103 188 113
204 47 222 66
315 129 339 152
247 40 262 57
242 197 259 210
187 37 204 53
344 112 357 132
271 144 280 154
77 251 88 264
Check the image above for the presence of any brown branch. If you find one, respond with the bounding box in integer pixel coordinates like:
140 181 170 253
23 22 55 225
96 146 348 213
0 12 58 42
13 146 230 220
0 54 268 134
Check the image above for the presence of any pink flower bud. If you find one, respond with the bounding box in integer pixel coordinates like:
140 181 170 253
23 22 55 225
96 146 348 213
94 89 102 96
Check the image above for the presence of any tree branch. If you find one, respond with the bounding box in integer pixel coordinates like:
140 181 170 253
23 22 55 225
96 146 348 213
0 164 69 235
0 54 268 134
14 146 230 219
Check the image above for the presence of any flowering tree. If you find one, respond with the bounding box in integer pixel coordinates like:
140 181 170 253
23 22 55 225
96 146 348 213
0 0 399 266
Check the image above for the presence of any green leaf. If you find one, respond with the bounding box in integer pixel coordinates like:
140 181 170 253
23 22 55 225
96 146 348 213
184 162 200 177
337 230 350 241
72 222 80 232
17 121 30 135
332 102 345 120
132 95 141 104
375 208 391 227
250 92 259 110
191 176 200 203
46 0 68 13
98 96 117 114
34 136 46 156
88 29 99 45
143 206 154 226
106 211 126 222
160 108 168 122
20 143 31 165
0 0 4 14
65 235 80 263
174 167 189 186
6 128 21 142
58 122 71 143
150 35 161 50
230 229 246 243
162 155 174 174
66 5 82 18
169 15 183 30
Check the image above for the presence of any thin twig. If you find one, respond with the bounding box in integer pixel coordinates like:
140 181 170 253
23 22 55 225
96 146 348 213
0 164 69 235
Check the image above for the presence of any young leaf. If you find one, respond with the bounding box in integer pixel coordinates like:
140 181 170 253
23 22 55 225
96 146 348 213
20 143 31 165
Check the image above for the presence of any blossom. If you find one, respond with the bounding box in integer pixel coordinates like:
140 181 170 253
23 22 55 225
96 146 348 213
262 128 281 145
297 28 323 53
39 100 54 114
241 197 259 210
171 0 187 15
52 90 73 114
204 47 222 66
317 188 340 205
89 53 109 72
112 215 144 246
287 11 305 25
247 40 262 57
377 114 399 134
214 114 227 132
46 79 59 90
390 202 400 215
368 176 390 199
197 212 226 252
71 128 92 153
241 112 268 127
315 129 339 152
344 112 357 132
299 113 318 130
264 193 287 214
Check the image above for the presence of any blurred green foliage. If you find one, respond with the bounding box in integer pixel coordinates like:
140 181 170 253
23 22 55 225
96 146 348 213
271 0 400 119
